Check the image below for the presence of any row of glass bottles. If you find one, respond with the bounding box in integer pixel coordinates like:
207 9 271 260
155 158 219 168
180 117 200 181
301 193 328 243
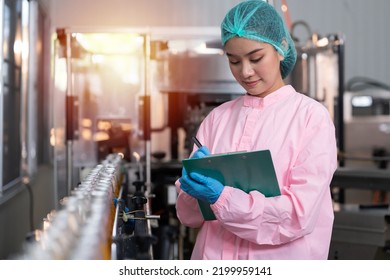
19 153 123 259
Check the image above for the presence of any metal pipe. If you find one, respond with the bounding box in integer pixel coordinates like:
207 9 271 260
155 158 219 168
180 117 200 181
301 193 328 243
335 35 346 204
20 0 30 177
111 184 123 260
65 30 73 196
336 35 345 166
143 32 154 259
26 0 39 175
0 0 3 193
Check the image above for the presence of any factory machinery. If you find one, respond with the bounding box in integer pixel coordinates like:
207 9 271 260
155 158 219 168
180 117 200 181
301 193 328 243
16 153 162 260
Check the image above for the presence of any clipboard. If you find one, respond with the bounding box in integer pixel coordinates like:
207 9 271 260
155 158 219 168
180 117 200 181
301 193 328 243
182 150 280 220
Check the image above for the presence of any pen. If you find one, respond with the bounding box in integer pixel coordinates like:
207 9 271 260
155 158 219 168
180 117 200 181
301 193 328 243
192 136 203 148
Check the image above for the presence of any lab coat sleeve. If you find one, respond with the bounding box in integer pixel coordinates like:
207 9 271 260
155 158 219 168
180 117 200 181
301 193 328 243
175 178 205 228
210 106 337 245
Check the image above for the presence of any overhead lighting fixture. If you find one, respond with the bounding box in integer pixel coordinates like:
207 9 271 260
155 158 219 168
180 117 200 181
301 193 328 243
74 33 144 55
194 42 224 55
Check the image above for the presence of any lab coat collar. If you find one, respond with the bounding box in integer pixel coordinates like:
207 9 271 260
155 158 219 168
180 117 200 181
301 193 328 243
243 85 293 109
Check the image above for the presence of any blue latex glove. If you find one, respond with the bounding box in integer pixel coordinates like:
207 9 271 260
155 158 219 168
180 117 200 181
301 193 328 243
181 146 210 177
191 146 210 159
179 172 224 204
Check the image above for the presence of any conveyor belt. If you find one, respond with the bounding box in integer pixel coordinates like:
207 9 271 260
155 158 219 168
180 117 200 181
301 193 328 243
16 154 124 260
331 167 390 191
329 203 390 259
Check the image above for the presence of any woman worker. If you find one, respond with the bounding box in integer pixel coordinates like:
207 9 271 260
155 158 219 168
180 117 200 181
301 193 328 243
175 0 337 259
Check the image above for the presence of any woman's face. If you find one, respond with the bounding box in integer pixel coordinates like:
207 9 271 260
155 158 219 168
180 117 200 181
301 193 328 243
224 37 285 97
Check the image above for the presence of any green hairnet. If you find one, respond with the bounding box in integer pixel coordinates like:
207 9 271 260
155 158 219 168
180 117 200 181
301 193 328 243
221 0 297 79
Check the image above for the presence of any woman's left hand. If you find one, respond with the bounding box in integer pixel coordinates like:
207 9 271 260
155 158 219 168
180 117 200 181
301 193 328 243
180 172 224 204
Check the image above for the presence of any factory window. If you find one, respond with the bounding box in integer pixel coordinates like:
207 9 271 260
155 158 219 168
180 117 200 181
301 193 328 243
1 0 23 192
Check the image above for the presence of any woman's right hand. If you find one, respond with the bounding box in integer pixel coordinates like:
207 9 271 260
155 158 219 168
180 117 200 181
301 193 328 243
191 146 210 159
182 146 210 176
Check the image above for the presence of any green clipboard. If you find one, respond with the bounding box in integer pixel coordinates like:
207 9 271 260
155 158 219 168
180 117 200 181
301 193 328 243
182 150 281 220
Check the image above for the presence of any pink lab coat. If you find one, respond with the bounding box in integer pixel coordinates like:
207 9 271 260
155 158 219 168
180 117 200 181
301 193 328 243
175 85 338 259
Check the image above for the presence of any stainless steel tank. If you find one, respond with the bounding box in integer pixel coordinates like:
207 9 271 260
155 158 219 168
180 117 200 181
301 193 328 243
289 21 344 122
343 78 390 168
